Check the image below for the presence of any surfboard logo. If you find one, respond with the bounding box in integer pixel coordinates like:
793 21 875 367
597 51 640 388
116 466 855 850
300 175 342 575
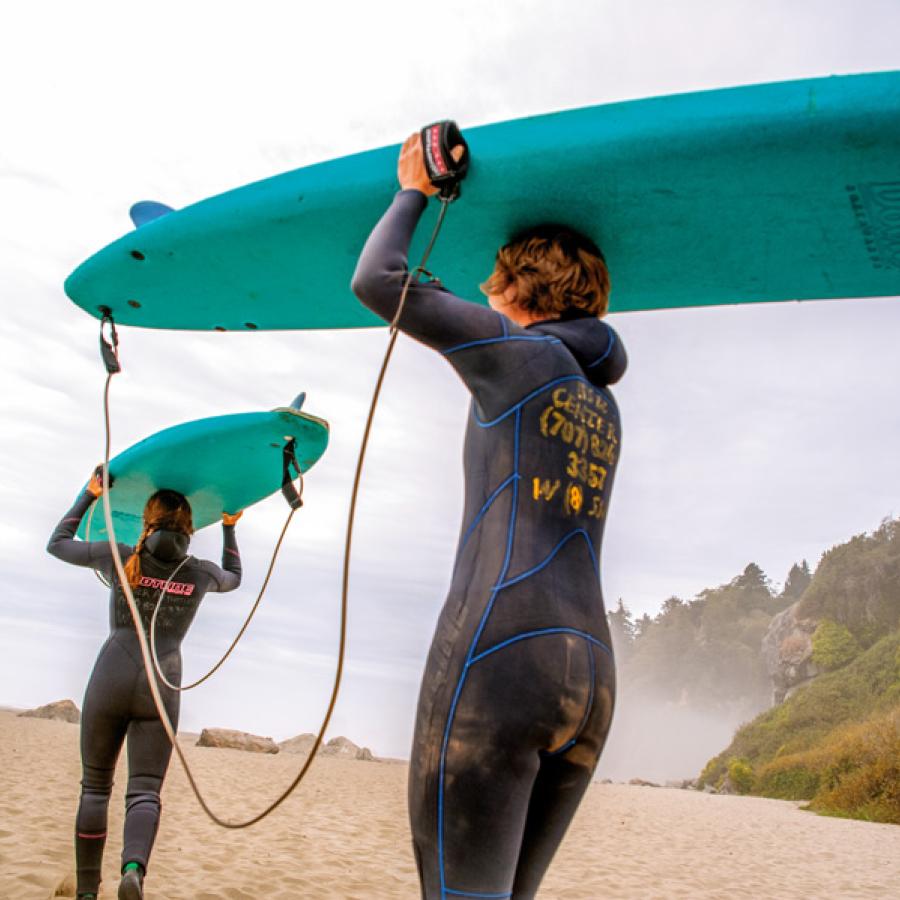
847 182 900 270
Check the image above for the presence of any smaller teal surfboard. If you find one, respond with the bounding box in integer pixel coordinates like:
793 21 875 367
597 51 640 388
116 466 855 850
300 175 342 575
78 398 329 546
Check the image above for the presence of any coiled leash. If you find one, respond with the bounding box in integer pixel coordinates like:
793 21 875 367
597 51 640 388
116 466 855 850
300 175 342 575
93 121 468 828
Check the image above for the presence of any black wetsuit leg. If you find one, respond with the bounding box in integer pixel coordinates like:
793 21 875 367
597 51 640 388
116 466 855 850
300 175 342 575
120 647 180 872
76 644 128 894
409 628 615 899
75 637 180 894
511 646 615 897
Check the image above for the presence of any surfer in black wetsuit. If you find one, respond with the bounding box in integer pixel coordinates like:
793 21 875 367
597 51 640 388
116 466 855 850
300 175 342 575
47 471 243 900
352 134 627 900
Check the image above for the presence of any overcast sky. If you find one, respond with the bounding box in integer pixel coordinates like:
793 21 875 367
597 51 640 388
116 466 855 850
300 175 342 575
1 1 898 767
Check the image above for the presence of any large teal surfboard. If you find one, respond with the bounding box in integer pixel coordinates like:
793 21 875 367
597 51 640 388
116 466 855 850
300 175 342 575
78 399 329 546
65 71 900 331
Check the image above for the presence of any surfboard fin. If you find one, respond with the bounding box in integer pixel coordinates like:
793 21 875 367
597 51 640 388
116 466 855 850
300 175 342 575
129 201 175 228
290 393 306 411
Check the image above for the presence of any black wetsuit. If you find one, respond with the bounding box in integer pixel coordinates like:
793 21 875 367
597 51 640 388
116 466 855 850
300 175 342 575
352 190 627 899
47 490 242 896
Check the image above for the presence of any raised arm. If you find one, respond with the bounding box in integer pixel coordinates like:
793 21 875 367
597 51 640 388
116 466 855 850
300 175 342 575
352 132 576 418
351 188 506 352
197 513 243 593
47 470 130 572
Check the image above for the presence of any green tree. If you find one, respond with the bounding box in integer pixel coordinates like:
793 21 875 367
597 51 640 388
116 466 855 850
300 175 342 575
812 619 861 671
607 599 635 657
732 562 772 597
798 518 900 648
658 596 685 618
634 613 653 638
783 560 812 600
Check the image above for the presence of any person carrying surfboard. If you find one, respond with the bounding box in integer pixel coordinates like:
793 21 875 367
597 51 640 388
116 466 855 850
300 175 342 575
47 470 244 900
352 132 626 899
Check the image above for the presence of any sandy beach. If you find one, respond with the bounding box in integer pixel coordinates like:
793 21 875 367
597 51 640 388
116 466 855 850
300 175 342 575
1 709 897 899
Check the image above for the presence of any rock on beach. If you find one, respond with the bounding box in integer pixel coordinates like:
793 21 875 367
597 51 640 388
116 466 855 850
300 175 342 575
17 699 80 724
197 728 279 754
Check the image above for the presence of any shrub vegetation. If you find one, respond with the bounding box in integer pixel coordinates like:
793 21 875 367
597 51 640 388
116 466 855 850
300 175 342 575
698 630 900 823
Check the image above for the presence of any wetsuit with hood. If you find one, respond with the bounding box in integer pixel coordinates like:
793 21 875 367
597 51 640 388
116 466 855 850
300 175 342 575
352 190 627 899
47 489 242 897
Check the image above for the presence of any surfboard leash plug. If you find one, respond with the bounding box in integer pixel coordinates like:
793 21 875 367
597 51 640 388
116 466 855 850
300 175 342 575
98 307 121 374
282 438 304 509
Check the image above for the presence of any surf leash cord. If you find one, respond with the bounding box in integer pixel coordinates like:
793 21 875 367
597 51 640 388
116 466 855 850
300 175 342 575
93 122 464 828
274 119 464 823
96 203 449 826
336 189 453 755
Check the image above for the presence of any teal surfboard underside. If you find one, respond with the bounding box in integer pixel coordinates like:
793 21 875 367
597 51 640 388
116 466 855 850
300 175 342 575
78 405 329 545
65 72 900 331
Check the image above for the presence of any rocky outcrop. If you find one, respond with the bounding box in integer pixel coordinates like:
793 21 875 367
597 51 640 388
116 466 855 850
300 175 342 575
279 732 317 755
197 728 279 754
273 733 381 761
761 601 820 704
317 736 378 761
18 699 80 724
321 736 360 758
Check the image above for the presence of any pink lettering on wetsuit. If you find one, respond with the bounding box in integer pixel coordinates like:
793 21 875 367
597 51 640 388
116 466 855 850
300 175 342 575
138 576 195 597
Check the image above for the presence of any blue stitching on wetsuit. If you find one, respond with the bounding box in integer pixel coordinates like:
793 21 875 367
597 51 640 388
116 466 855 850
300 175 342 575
438 409 521 898
445 890 512 898
458 473 520 555
547 737 577 757
468 627 612 666
443 335 562 355
494 529 598 590
586 329 616 369
468 410 520 655
475 375 593 428
545 638 597 757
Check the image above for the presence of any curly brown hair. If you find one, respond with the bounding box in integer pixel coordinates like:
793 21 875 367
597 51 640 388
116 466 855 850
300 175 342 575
480 224 611 319
123 489 193 587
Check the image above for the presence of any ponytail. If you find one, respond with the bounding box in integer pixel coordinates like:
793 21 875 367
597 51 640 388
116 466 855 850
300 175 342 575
124 527 152 587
